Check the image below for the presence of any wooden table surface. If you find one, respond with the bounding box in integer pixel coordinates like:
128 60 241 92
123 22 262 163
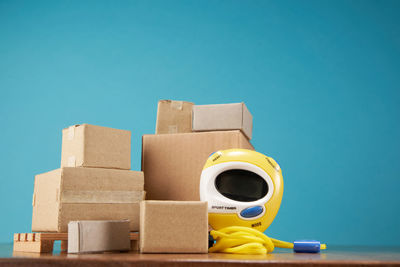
0 243 399 266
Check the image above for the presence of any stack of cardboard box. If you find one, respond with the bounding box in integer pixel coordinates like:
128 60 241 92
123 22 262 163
32 124 145 233
142 100 253 201
139 100 254 253
15 100 255 254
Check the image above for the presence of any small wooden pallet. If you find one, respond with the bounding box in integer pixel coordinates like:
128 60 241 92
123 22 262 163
13 232 139 253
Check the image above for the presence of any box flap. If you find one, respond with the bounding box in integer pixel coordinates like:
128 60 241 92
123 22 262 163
241 103 253 139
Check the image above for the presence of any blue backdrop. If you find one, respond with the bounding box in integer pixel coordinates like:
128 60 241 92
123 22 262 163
1 0 399 246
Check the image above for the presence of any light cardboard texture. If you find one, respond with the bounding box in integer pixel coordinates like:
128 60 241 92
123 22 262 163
61 124 131 169
32 167 144 232
68 220 130 254
192 103 253 139
142 131 253 201
156 100 194 134
140 201 208 253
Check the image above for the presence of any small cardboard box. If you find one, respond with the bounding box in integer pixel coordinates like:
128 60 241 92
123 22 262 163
140 201 208 253
156 100 194 134
32 167 144 232
192 102 253 139
68 220 131 254
61 124 131 169
142 131 253 201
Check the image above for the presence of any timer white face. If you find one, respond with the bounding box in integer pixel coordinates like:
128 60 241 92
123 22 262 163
200 161 274 220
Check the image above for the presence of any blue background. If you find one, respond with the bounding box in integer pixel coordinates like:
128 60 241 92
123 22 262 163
0 0 399 246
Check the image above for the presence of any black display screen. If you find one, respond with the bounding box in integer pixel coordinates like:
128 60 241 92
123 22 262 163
215 169 268 202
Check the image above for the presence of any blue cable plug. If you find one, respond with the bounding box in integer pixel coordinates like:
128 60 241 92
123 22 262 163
293 240 321 253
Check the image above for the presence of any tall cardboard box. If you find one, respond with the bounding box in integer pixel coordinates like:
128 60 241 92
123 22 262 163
32 167 144 232
61 124 131 169
156 100 194 134
192 103 253 139
142 131 253 201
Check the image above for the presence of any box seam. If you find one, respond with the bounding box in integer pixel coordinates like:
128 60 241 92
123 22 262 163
57 169 64 232
82 125 86 167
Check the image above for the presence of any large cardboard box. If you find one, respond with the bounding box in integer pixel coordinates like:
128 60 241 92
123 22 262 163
142 131 253 201
68 220 131 254
32 167 144 232
192 102 253 139
140 201 208 253
155 100 194 134
61 124 131 169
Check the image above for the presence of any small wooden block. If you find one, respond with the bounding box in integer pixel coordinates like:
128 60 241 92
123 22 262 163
13 233 54 253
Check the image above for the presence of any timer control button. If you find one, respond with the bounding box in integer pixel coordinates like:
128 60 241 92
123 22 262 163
240 206 264 218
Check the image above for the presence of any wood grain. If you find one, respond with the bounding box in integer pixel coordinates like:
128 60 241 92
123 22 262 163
1 245 399 267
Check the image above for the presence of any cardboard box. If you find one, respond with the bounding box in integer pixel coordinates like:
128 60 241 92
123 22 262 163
140 201 208 253
32 167 144 232
156 100 194 134
142 131 253 201
61 124 131 169
68 220 131 254
192 103 253 139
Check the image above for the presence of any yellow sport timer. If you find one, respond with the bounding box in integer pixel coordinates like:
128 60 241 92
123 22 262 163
199 149 283 232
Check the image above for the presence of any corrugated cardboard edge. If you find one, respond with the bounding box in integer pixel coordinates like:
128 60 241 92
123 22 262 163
237 131 254 150
141 135 145 172
241 103 253 140
58 169 65 232
81 124 87 168
139 201 145 252
155 101 162 134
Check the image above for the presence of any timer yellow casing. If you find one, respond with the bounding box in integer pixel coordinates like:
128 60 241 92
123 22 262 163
201 149 284 232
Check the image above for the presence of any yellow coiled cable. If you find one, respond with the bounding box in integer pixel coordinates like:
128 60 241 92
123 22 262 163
209 226 326 254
